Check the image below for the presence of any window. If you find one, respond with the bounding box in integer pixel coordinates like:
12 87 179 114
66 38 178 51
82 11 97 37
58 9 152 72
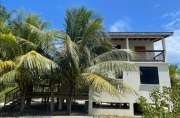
115 45 121 49
140 67 159 84
115 71 123 79
92 102 130 109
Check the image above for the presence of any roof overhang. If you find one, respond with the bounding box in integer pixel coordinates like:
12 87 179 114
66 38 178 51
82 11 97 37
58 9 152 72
108 32 174 42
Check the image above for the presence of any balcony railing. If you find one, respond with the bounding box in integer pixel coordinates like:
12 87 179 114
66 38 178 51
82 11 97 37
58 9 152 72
131 50 165 62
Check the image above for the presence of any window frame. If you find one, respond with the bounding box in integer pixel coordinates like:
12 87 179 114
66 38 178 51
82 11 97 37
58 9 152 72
139 67 159 84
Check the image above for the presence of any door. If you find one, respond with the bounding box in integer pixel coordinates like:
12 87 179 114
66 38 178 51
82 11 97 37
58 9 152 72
135 46 146 61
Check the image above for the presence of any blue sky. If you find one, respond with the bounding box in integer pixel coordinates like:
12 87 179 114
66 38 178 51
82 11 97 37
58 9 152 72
1 0 180 64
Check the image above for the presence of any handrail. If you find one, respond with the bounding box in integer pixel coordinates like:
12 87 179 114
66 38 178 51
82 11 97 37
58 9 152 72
154 51 164 58
135 50 165 52
4 87 19 95
132 50 165 62
4 87 20 109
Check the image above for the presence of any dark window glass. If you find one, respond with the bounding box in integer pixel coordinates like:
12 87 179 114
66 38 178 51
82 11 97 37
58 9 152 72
115 45 121 49
140 67 159 84
116 71 123 79
140 67 148 84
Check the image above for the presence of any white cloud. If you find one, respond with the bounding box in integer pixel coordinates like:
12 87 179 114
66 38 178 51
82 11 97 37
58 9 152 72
109 18 131 32
154 30 180 63
163 18 180 30
154 4 160 7
161 14 169 18
161 10 180 19
161 10 180 30
159 10 180 63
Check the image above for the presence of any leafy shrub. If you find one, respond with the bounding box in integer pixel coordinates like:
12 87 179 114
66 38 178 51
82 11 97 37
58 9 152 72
136 86 180 118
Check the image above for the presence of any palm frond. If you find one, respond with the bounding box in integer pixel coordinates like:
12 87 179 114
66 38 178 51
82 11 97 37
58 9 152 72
91 49 137 65
23 22 43 34
78 72 122 96
58 31 80 71
0 60 15 72
105 77 139 96
0 70 17 82
86 60 139 75
79 20 104 51
16 36 38 50
15 50 59 71
0 32 22 58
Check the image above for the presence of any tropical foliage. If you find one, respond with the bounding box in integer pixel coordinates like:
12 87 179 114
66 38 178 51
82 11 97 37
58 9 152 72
55 6 139 114
0 5 139 115
0 8 60 113
169 64 180 86
137 86 180 118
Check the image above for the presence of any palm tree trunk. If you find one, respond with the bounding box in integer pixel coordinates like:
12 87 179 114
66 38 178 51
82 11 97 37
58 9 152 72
20 86 26 115
50 83 55 112
67 88 73 115
26 84 33 109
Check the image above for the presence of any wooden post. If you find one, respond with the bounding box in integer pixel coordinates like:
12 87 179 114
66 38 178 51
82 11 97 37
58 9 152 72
4 93 7 110
58 98 62 110
50 83 55 112
47 98 49 110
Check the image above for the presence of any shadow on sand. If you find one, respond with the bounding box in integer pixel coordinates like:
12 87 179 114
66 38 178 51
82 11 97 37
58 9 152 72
0 99 88 117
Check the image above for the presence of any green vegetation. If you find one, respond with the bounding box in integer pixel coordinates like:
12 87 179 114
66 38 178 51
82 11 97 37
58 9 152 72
169 63 180 86
137 85 180 118
0 86 17 102
0 5 139 115
55 6 139 114
135 64 180 118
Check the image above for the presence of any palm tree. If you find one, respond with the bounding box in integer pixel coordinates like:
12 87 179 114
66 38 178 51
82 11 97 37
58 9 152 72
55 6 139 115
0 9 60 113
10 9 59 58
0 5 17 23
169 64 180 86
0 51 59 114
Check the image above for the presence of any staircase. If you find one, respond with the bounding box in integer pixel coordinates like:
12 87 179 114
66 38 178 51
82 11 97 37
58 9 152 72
3 87 20 110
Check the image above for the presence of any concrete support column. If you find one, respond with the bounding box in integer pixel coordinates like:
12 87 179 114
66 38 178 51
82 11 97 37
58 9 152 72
126 38 130 61
162 37 167 62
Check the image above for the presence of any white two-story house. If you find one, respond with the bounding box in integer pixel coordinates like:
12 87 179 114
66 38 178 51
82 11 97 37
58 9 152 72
88 32 173 116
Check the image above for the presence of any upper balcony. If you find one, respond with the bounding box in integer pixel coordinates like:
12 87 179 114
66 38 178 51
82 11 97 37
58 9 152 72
109 32 173 62
131 50 165 62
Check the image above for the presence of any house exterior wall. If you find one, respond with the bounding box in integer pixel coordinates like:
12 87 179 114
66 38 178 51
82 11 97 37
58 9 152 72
88 62 170 116
111 40 154 50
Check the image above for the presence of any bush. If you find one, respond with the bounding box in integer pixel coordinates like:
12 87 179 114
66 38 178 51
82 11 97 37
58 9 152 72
136 86 180 118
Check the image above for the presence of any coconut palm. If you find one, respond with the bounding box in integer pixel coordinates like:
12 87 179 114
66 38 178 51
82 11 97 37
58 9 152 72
57 31 139 115
0 5 17 23
169 64 180 86
10 9 59 58
0 9 60 113
0 51 59 114
55 6 139 115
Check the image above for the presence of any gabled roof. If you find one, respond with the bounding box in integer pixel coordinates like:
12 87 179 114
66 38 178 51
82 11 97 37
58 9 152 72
108 32 173 42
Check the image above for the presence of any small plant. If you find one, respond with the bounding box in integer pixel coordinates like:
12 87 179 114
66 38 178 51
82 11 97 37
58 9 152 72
136 85 180 118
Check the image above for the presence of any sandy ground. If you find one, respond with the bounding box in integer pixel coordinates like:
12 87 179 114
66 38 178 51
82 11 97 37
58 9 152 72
0 99 90 117
0 100 141 117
